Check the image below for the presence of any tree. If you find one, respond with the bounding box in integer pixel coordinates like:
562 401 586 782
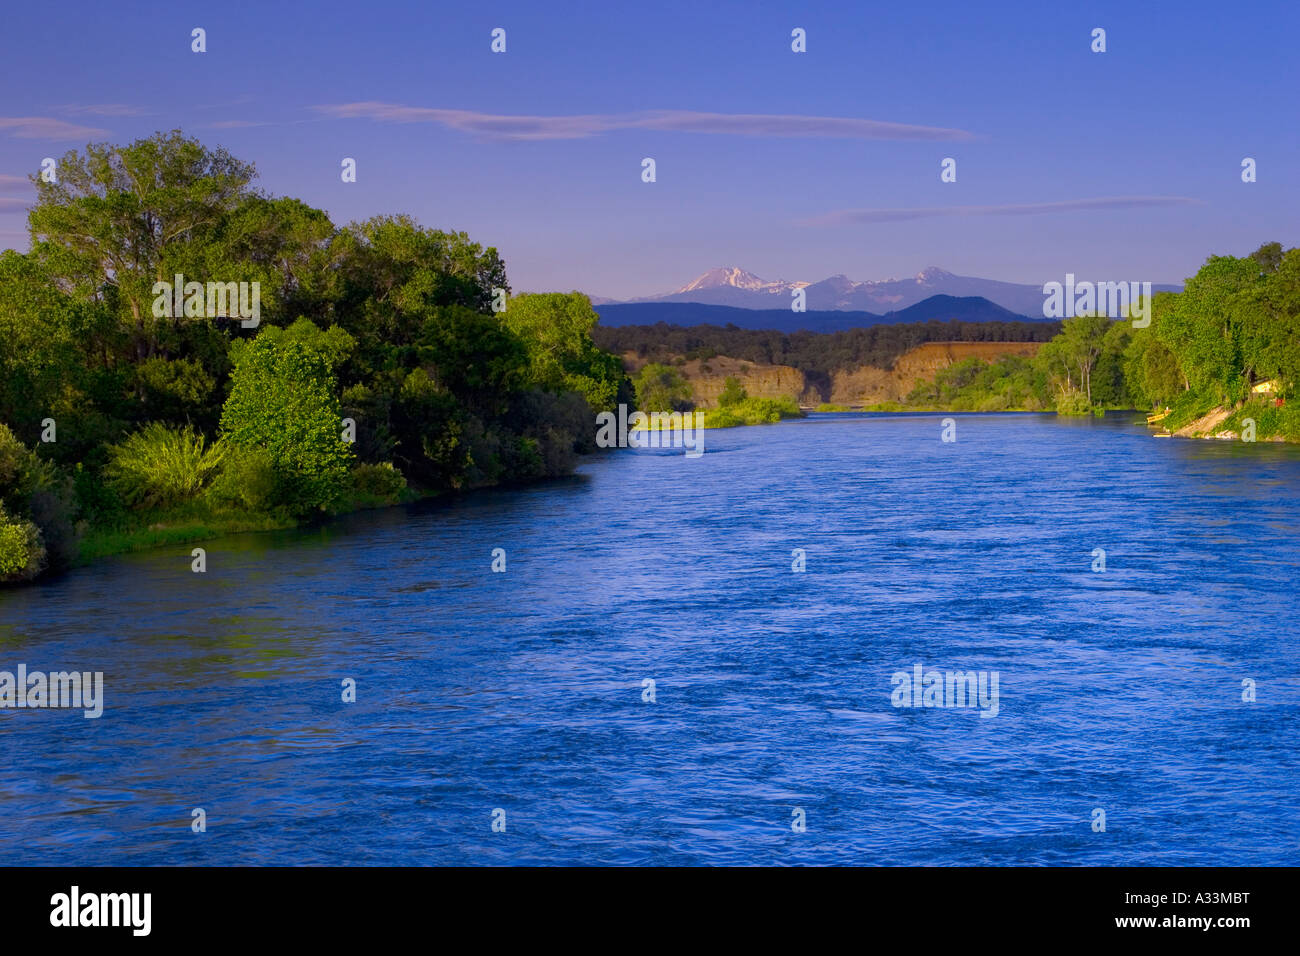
1250 241 1283 275
1245 247 1300 396
634 363 693 412
1056 315 1111 406
219 321 355 512
502 292 626 411
1157 255 1262 403
331 214 509 366
28 131 259 362
0 250 127 459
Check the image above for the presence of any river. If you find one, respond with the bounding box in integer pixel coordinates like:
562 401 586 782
2 412 1298 864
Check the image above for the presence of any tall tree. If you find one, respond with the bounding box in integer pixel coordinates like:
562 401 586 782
503 292 626 411
28 130 258 362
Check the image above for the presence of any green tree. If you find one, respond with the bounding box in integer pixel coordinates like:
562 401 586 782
28 131 259 362
1245 247 1300 396
1250 241 1283 275
219 321 355 512
502 292 626 411
0 250 126 459
634 363 693 412
1156 255 1263 403
1056 314 1112 406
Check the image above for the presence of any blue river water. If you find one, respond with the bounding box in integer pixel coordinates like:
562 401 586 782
2 412 1298 865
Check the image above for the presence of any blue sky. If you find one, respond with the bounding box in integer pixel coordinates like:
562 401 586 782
1 0 1296 298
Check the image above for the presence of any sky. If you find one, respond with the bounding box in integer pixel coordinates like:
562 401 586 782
1 0 1297 299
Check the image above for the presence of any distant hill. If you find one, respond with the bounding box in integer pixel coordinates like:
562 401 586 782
594 293 1045 333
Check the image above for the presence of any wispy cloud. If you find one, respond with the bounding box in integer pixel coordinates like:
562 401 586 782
200 120 273 129
0 174 32 192
54 104 151 118
799 196 1205 226
0 117 107 140
312 102 976 142
0 197 30 212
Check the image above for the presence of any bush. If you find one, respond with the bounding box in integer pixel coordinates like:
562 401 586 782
1055 389 1092 416
634 363 693 413
0 423 32 497
718 376 748 408
105 423 226 508
205 445 279 512
0 504 45 582
1221 399 1300 441
702 407 742 428
0 423 79 572
349 462 408 501
701 395 803 428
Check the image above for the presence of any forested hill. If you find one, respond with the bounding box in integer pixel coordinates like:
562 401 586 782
591 317 1061 380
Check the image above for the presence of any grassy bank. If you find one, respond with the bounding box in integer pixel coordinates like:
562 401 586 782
73 485 426 566
699 395 804 428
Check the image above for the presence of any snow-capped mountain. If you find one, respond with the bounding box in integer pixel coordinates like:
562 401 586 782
671 266 809 297
615 266 1080 316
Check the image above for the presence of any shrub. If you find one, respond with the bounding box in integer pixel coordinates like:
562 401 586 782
0 424 79 571
1162 388 1220 432
1055 389 1092 416
205 444 279 512
703 407 743 428
634 363 693 413
349 462 408 501
701 395 803 428
0 423 32 498
0 504 44 582
105 423 226 508
718 376 748 408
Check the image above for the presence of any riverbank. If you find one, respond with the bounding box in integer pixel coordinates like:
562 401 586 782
71 486 424 567
1148 390 1298 442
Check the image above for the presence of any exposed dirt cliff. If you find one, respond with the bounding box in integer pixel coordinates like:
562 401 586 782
622 341 1043 407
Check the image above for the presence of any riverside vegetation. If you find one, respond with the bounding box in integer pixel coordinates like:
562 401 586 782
897 242 1300 438
0 131 633 584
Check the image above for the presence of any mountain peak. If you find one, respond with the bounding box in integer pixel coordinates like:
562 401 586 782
916 266 953 281
675 266 772 294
